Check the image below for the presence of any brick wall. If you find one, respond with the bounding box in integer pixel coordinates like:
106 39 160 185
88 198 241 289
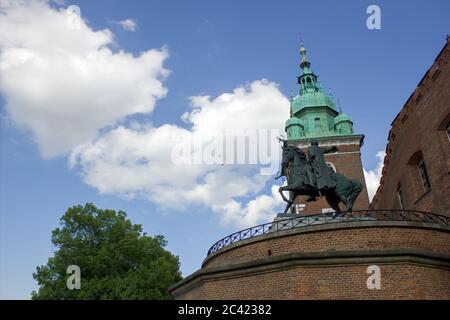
371 39 450 216
170 222 450 300
176 264 450 300
203 224 450 269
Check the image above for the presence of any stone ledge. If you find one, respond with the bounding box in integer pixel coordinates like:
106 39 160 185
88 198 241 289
288 134 365 148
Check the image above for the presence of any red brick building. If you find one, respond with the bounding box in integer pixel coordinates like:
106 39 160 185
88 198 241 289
370 37 450 216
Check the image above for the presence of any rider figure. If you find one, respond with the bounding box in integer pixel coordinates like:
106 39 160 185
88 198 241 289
306 140 338 201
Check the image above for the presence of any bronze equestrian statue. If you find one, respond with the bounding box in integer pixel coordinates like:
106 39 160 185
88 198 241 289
275 138 363 215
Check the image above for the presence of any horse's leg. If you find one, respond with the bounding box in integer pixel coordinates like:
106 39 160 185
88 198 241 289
339 195 349 212
283 201 292 214
279 186 295 214
288 187 320 214
288 190 296 214
285 189 299 214
325 192 341 215
346 181 363 212
334 185 350 212
278 186 291 203
280 185 320 214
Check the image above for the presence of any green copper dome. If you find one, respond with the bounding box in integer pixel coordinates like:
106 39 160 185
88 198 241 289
285 117 304 127
334 113 353 124
290 92 337 115
285 44 355 141
285 117 305 139
334 112 354 135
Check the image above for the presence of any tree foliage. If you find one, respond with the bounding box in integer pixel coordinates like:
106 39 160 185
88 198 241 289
32 203 182 299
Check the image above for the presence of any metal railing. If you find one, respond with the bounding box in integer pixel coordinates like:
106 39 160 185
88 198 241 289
206 210 450 256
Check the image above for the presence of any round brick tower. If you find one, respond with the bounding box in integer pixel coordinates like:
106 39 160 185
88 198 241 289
169 211 450 299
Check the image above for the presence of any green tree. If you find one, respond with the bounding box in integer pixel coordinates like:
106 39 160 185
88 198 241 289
32 203 182 299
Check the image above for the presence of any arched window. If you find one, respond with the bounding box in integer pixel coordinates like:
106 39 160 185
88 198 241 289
397 184 405 210
417 157 431 192
407 150 431 200
314 117 322 129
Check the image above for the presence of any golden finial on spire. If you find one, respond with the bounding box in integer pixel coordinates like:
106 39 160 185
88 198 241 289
299 43 310 69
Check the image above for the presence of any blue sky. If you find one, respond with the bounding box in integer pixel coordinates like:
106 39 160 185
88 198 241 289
0 0 449 299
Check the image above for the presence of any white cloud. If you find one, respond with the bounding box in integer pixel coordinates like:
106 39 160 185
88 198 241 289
0 0 168 157
217 184 284 228
364 151 385 201
117 19 137 32
183 79 287 137
0 1 289 227
70 80 289 227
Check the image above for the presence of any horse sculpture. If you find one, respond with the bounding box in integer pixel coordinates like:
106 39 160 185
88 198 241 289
275 139 363 215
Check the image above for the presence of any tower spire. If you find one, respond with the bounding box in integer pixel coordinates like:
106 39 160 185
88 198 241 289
287 40 352 143
299 43 311 70
297 42 317 94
